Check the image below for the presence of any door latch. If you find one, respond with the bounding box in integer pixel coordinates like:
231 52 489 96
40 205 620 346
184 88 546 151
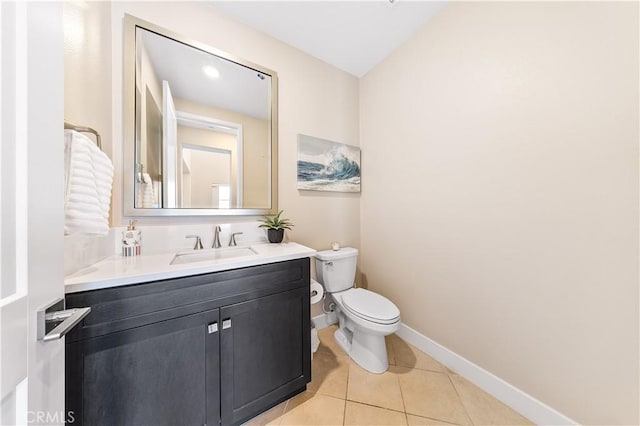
37 298 91 341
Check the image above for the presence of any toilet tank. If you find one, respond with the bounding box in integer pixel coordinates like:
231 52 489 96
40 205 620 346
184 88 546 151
315 247 358 293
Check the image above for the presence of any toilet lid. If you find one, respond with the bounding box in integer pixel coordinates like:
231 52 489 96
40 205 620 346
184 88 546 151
341 288 400 324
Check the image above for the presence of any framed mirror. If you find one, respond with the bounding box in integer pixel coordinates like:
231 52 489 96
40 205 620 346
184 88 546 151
123 15 278 216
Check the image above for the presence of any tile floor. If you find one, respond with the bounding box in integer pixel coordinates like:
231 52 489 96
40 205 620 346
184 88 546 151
243 325 534 426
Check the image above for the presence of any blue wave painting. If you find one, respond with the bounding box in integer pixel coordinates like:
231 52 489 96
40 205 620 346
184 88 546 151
297 134 361 192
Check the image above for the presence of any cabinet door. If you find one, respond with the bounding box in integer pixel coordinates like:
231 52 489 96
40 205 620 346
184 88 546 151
66 309 220 426
220 287 310 425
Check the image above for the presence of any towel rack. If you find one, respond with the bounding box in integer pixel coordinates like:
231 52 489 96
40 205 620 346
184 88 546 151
64 121 102 150
136 163 145 183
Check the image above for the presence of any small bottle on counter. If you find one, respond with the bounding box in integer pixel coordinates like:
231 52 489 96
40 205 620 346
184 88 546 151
122 220 141 256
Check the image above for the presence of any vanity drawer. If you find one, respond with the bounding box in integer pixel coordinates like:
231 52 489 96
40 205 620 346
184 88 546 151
65 258 309 342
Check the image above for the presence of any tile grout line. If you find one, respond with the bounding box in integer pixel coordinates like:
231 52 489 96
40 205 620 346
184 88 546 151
447 372 475 426
394 365 408 417
390 334 413 425
392 336 452 375
396 335 476 425
396 365 469 424
415 414 463 426
344 398 408 415
343 357 351 426
334 400 463 426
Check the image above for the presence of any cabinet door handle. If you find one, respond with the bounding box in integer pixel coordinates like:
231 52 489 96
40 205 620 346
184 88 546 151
207 322 218 334
222 319 232 330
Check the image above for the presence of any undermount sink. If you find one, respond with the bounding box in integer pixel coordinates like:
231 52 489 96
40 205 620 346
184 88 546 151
171 246 258 265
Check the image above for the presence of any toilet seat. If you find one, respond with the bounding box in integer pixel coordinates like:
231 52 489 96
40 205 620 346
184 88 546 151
341 288 400 325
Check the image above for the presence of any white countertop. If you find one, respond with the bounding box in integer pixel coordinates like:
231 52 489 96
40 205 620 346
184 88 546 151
65 242 316 294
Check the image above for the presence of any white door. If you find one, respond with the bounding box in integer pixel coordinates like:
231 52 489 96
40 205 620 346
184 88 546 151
162 80 178 208
0 2 66 424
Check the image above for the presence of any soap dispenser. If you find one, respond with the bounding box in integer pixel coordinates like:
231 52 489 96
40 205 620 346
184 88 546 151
122 220 141 256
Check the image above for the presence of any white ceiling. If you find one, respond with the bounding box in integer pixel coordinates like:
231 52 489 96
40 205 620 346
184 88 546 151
209 1 447 77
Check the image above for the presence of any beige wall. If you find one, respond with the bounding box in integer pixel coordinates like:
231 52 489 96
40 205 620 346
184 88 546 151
63 1 112 156
360 2 639 425
63 1 114 274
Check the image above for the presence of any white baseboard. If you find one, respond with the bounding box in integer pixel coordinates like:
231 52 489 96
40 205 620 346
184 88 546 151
396 323 577 426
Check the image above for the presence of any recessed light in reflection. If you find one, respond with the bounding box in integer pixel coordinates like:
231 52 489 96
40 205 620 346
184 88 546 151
203 65 220 79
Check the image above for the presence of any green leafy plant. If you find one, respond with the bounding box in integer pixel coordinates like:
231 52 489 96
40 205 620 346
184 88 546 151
258 210 294 230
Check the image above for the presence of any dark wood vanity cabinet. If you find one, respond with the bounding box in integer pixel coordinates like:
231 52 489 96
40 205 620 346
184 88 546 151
65 258 311 426
66 308 221 426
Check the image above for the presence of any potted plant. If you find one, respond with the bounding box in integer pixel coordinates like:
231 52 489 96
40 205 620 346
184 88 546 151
259 210 294 243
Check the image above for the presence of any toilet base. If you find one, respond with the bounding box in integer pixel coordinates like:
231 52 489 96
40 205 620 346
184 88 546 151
334 328 352 355
334 327 390 374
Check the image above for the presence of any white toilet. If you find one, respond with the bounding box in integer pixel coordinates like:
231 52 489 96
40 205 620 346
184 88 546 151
315 247 400 374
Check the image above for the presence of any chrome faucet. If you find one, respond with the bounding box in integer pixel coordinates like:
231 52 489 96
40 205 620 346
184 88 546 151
228 232 243 247
186 235 204 250
212 225 222 248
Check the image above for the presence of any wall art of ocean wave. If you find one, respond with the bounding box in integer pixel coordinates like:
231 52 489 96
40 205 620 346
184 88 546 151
297 153 361 192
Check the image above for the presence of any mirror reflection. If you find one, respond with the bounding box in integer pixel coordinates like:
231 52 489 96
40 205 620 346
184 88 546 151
133 26 274 210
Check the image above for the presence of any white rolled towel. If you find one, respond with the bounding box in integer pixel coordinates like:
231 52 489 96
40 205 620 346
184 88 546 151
64 130 113 236
92 149 113 221
136 173 156 208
